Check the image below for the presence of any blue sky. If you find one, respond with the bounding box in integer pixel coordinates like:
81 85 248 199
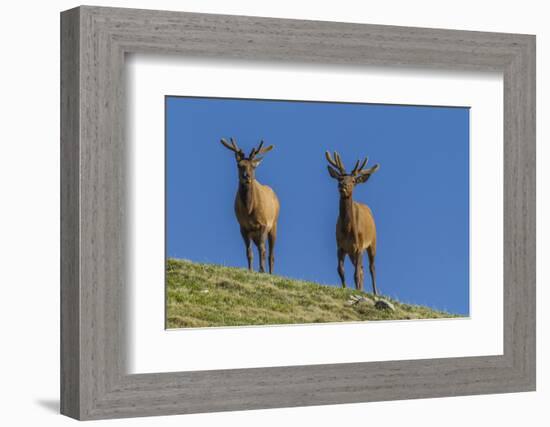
166 96 470 315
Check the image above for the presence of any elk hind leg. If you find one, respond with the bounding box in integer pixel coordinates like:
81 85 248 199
267 223 277 274
337 248 346 288
367 246 378 295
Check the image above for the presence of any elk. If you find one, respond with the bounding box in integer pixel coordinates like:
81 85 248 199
220 138 280 273
325 151 380 294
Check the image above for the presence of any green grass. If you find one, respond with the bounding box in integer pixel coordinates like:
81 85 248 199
166 258 461 329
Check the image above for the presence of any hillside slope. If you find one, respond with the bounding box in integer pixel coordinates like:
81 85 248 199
166 258 459 328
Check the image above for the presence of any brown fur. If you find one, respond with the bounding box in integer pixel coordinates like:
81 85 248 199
326 151 380 294
221 138 280 273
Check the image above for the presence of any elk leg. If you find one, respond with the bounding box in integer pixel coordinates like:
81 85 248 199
337 248 346 288
353 252 364 291
367 246 378 295
240 227 253 271
257 238 267 273
267 223 277 274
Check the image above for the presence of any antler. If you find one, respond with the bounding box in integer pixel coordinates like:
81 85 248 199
351 157 369 176
249 140 274 160
325 151 346 175
220 137 244 158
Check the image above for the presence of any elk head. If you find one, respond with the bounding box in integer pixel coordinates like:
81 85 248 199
220 138 274 185
325 151 380 198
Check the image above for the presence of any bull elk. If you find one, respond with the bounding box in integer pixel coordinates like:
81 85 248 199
326 151 380 294
220 138 280 273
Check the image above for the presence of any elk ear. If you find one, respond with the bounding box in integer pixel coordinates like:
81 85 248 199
355 164 380 184
251 157 263 167
327 165 341 180
259 144 274 155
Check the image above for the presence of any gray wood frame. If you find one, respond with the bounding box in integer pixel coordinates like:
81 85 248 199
60 5 536 420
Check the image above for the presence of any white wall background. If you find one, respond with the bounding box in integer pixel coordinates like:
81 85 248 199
0 0 546 425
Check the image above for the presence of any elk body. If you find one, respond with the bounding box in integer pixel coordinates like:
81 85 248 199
326 151 380 294
220 138 280 273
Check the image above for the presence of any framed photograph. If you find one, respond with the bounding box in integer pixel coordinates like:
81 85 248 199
61 6 535 420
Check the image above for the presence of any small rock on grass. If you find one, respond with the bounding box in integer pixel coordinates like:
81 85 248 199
346 295 375 307
375 299 395 311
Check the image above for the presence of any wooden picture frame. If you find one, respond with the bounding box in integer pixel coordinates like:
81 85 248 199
60 5 536 420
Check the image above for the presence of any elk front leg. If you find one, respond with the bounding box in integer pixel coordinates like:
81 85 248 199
254 232 268 273
240 227 253 271
367 246 378 295
257 239 267 273
352 252 364 291
267 223 277 274
337 248 346 288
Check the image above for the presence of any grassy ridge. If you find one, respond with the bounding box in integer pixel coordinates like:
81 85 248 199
166 258 459 329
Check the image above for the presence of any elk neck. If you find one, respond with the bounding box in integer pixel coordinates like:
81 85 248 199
239 180 256 214
339 193 355 233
